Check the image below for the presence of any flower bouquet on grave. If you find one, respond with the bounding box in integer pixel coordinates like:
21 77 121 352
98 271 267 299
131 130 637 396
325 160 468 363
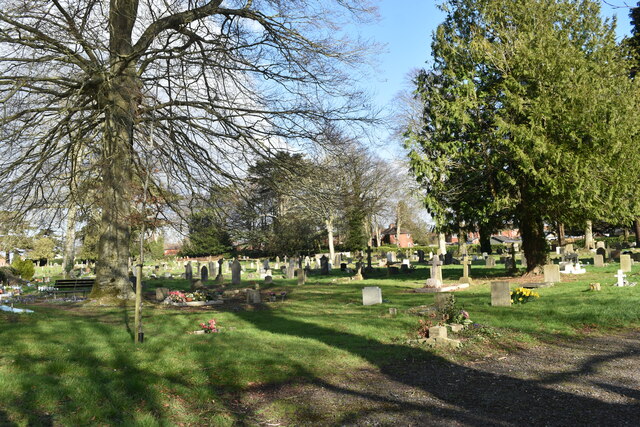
167 291 186 303
269 292 277 302
510 287 539 304
191 290 207 301
200 319 219 333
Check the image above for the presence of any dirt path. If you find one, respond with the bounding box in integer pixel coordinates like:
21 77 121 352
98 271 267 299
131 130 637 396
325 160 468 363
238 330 640 426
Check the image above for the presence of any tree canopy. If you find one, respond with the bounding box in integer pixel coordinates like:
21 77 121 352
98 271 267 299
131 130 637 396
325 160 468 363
406 0 640 270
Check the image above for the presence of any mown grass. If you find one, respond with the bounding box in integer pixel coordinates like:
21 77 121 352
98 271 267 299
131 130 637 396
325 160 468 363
2 258 640 425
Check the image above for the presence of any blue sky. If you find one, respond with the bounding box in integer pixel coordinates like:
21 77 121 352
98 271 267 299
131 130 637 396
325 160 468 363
358 0 634 158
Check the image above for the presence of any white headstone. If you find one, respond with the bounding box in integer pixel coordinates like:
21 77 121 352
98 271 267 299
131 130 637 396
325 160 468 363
362 287 382 306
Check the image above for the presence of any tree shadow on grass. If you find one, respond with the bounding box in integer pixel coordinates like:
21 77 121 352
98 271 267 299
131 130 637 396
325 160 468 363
234 309 640 425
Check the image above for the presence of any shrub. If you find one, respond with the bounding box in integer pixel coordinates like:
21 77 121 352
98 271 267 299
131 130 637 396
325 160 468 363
10 257 35 280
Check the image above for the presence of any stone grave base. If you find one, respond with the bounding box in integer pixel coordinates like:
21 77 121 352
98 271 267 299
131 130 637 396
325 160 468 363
414 283 469 293
170 300 223 307
522 282 554 289
407 337 461 349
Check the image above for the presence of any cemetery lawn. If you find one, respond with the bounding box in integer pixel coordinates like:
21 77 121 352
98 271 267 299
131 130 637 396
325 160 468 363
2 262 640 425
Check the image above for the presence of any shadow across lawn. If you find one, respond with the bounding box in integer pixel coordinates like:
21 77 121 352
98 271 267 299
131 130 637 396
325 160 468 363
234 309 640 425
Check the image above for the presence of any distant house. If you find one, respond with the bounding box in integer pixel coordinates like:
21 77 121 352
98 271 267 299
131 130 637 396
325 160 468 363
380 224 414 248
163 244 181 257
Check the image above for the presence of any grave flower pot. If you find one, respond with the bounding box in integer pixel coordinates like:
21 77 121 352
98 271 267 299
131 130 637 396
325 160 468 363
185 297 193 302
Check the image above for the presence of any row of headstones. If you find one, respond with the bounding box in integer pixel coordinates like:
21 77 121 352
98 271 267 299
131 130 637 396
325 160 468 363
184 258 311 285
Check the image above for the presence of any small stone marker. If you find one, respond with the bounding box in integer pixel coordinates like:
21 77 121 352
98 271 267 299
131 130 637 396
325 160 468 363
485 257 496 267
590 283 601 291
620 254 632 273
231 259 241 285
362 286 382 306
389 307 397 316
593 254 604 268
429 325 447 339
543 264 561 283
491 281 511 307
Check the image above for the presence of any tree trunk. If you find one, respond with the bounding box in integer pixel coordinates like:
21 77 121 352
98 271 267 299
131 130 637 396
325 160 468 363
521 210 547 272
395 205 401 248
479 224 492 254
63 204 77 279
624 228 629 243
438 232 446 255
326 216 335 263
584 220 594 250
91 0 139 300
556 223 565 247
458 229 467 255
634 219 640 247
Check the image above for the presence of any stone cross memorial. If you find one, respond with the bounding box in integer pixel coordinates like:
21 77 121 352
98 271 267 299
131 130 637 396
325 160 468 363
430 255 443 284
460 255 471 284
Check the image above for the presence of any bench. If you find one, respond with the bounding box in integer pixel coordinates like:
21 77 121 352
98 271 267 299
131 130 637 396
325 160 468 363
50 279 95 298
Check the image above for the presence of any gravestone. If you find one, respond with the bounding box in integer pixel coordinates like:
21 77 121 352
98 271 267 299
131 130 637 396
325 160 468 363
156 287 170 302
208 261 217 279
365 246 374 272
593 254 604 268
460 255 472 284
340 262 347 271
614 269 627 287
297 268 306 285
417 250 425 263
596 241 606 249
596 247 607 260
264 269 273 284
185 262 193 281
353 261 364 280
434 292 454 310
444 253 453 265
247 289 261 304
362 286 382 306
620 254 632 273
287 259 296 279
485 257 496 267
320 255 329 275
564 244 574 253
305 256 311 271
263 259 270 272
231 259 241 285
504 258 515 271
430 255 443 284
201 266 208 282
491 281 511 307
543 264 561 283
216 259 224 283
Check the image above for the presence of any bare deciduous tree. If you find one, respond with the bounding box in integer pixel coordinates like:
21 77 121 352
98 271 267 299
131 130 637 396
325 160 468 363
0 0 377 299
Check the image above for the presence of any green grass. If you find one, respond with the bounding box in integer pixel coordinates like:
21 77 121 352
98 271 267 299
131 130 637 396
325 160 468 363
2 259 640 425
